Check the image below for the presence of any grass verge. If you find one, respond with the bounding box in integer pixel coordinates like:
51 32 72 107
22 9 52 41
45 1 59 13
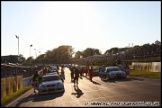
1 85 32 107
130 69 161 79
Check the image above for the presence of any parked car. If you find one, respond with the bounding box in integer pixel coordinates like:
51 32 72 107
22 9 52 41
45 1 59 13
46 69 58 75
93 68 99 76
38 74 64 94
99 66 127 80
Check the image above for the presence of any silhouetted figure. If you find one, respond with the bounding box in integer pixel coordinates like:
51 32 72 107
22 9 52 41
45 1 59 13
70 66 74 82
74 67 80 87
85 67 88 77
56 66 59 75
32 70 40 94
42 67 48 75
60 66 65 83
89 67 93 82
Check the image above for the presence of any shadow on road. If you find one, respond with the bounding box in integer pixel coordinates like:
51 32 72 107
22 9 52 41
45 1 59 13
33 91 64 102
15 92 64 107
15 94 35 107
71 86 84 98
83 76 101 85
102 76 144 83
91 80 101 85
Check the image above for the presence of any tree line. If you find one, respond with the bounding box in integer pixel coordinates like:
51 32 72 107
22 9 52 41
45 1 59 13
17 42 161 65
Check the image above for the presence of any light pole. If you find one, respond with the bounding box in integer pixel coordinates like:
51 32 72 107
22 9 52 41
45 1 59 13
30 44 33 64
15 35 19 56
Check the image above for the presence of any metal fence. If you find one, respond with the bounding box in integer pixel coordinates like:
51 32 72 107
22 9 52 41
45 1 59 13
131 62 161 72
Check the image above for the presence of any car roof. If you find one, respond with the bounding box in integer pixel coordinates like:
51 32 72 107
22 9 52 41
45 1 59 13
106 66 120 69
43 73 59 77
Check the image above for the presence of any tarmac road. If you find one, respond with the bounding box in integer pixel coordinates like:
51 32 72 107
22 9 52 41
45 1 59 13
6 67 161 107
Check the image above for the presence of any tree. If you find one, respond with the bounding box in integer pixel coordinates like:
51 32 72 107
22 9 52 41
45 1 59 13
18 54 26 64
82 48 101 57
41 45 74 64
33 54 45 63
75 51 83 59
57 45 74 63
104 47 118 55
26 56 34 64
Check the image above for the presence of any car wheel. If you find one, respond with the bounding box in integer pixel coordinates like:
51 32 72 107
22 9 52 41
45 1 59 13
100 75 104 81
102 74 107 80
101 76 104 81
105 75 109 80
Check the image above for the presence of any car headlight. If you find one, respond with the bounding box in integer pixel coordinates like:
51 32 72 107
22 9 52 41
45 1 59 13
39 84 46 89
57 82 63 87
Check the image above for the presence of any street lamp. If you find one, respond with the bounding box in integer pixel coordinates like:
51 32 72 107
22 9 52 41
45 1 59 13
30 44 33 64
30 44 33 57
15 35 19 56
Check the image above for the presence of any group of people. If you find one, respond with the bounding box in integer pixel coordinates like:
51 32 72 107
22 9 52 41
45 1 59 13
69 66 94 87
32 65 94 93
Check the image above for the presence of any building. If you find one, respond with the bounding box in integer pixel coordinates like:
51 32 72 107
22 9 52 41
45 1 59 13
1 55 19 63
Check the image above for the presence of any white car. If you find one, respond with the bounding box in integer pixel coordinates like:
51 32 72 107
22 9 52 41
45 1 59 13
46 69 58 75
38 74 64 94
99 66 127 80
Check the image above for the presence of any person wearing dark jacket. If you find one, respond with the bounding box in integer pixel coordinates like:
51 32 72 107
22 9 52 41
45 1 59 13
74 67 80 87
60 66 65 82
70 66 74 82
89 67 93 82
32 70 40 93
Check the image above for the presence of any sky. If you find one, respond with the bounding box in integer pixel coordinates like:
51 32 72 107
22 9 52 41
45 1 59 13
1 1 161 59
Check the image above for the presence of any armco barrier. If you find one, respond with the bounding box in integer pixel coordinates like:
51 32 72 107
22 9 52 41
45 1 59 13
1 76 23 98
23 76 32 87
1 69 43 98
132 62 161 72
23 69 43 87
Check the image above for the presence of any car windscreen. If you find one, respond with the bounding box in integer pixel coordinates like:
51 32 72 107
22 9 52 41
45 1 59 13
108 67 120 72
93 68 99 71
51 69 57 72
42 76 60 82
48 69 57 73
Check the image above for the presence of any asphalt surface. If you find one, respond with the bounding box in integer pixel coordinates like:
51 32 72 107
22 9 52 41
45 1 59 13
6 67 161 107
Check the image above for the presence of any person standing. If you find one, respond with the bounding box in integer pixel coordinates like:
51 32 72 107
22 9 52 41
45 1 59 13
38 71 43 81
85 67 88 77
89 67 93 82
101 65 105 72
32 70 39 94
56 66 60 75
121 63 126 71
42 67 47 75
39 71 43 77
60 66 65 83
70 66 74 82
74 67 80 87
